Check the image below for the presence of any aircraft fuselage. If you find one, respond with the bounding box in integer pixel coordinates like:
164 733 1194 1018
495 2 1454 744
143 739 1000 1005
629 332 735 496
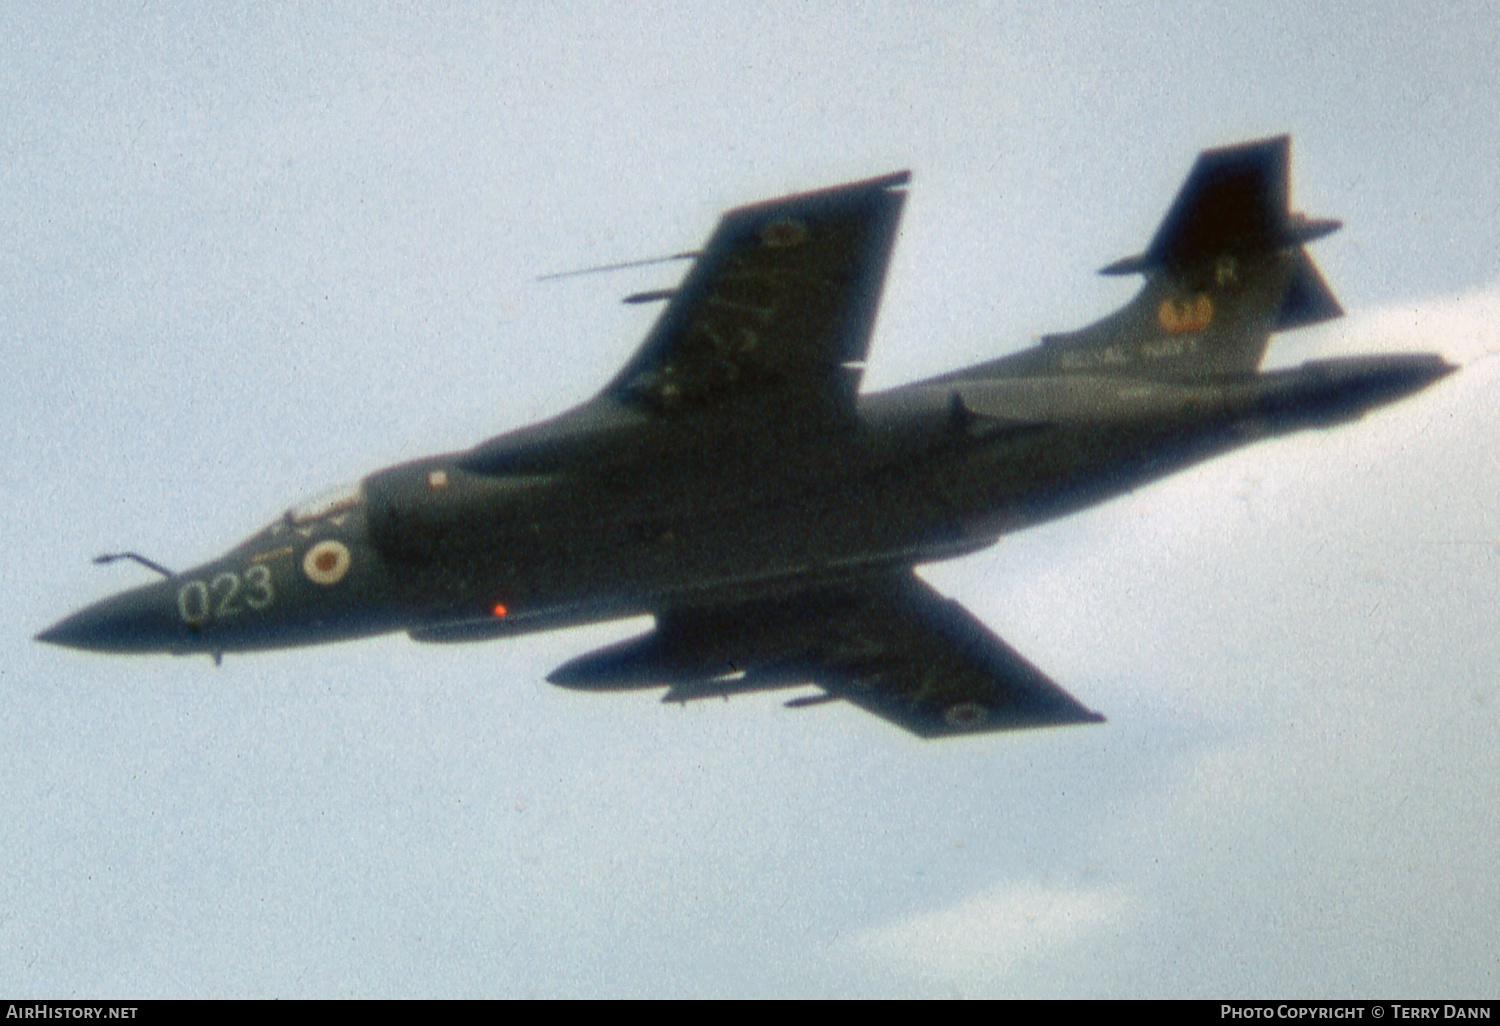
38 351 1451 658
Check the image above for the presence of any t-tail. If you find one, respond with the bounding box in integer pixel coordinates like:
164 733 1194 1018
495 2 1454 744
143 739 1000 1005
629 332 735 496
1023 135 1344 381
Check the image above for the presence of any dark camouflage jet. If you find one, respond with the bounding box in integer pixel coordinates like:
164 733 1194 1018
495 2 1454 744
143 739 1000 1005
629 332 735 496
38 137 1454 737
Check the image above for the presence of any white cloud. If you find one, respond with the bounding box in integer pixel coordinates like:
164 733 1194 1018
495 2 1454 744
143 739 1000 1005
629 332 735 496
854 880 1133 983
1268 281 1500 367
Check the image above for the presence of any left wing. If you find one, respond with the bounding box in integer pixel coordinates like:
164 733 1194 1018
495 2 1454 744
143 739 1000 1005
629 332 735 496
805 575 1105 737
548 574 1104 739
602 171 909 424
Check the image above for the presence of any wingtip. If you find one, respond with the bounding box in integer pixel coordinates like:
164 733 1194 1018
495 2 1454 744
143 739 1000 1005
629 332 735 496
1060 706 1107 726
731 170 913 217
1201 132 1291 159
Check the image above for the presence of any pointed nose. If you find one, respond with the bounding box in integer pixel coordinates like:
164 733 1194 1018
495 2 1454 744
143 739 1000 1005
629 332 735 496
36 583 183 653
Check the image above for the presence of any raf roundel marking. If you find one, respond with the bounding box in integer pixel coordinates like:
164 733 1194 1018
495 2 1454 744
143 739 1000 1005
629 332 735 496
303 540 352 585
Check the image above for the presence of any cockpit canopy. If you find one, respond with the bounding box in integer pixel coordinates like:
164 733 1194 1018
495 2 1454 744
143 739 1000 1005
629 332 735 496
286 480 366 525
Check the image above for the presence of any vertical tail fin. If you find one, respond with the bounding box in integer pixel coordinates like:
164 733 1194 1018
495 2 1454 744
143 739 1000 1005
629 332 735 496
1042 136 1342 380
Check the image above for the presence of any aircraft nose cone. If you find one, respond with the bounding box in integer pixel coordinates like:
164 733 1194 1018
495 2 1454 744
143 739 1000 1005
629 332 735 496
35 611 104 649
36 584 182 653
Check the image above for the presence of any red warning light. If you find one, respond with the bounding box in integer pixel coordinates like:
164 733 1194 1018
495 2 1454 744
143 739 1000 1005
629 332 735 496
492 603 509 618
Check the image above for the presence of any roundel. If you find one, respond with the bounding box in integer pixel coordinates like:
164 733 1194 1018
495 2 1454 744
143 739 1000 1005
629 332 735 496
943 702 990 728
302 540 352 585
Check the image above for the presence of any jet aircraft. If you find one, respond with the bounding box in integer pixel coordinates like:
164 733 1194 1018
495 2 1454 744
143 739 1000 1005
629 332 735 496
38 137 1454 737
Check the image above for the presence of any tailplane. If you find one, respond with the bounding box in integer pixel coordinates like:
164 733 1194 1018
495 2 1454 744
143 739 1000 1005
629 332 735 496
1039 136 1342 380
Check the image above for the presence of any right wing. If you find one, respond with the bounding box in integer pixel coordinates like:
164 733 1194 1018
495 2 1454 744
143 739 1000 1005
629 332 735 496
548 574 1104 739
601 171 909 426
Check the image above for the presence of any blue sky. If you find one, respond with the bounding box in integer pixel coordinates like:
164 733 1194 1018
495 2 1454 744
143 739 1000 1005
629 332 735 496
3 2 1497 997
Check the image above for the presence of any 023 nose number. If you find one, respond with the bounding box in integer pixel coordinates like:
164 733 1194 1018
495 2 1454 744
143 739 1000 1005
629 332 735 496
177 566 275 625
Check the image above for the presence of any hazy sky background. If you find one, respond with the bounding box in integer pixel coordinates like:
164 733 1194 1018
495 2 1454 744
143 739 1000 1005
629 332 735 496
3 2 1498 997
